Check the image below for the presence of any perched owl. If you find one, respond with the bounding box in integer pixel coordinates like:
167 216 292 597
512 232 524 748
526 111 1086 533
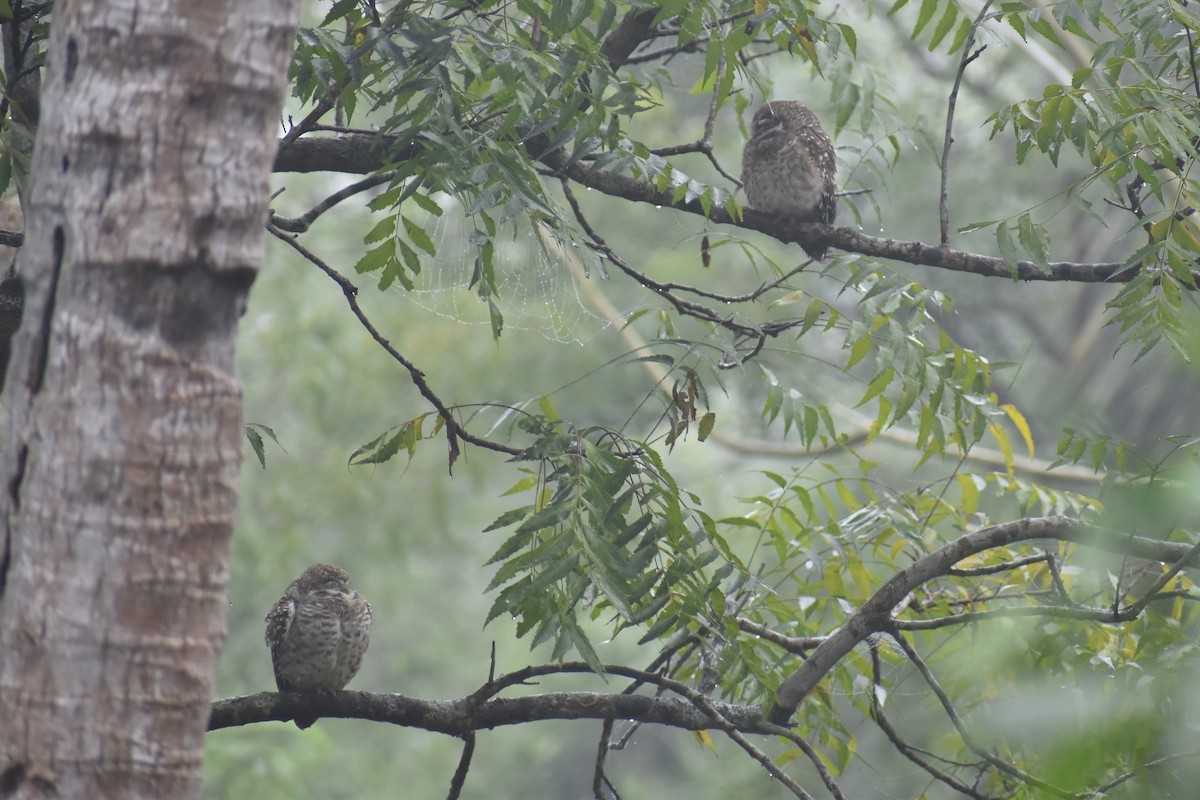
741 100 838 260
265 563 373 729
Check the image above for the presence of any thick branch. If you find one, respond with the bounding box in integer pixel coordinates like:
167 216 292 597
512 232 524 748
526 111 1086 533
272 133 1130 283
208 689 774 735
597 8 658 66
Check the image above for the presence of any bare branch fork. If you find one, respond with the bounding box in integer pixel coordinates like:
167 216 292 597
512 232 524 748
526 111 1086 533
270 170 397 233
266 224 522 465
892 630 1073 797
867 644 998 799
559 179 807 359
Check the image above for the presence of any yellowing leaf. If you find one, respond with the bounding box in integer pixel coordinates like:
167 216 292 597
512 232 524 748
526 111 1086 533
692 729 718 755
956 474 980 516
1001 403 1035 460
538 395 561 421
989 422 1014 475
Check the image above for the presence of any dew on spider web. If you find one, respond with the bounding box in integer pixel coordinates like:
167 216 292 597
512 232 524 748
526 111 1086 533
404 198 619 345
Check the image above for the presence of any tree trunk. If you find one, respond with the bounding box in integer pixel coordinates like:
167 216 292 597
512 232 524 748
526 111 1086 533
0 0 301 797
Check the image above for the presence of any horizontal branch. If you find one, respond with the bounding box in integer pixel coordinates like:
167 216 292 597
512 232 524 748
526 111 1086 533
767 516 1200 724
208 688 775 735
547 154 1131 283
272 133 1131 284
896 602 1139 630
214 521 1199 740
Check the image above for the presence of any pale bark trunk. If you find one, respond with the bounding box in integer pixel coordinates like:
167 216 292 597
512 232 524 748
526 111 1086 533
0 0 301 797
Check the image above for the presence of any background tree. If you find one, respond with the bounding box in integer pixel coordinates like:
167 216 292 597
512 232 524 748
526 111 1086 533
5 0 1200 798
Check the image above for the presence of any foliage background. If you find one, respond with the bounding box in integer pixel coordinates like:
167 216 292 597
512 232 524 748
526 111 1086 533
201 0 1200 797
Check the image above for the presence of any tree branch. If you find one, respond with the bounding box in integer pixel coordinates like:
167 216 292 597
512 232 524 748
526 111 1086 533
592 718 618 800
445 731 474 800
208 688 773 735
272 132 1131 283
939 1 992 244
767 516 1200 724
266 224 522 465
891 629 1070 797
868 644 996 799
270 171 396 233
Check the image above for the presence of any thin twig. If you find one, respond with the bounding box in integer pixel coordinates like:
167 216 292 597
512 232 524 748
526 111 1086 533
445 732 475 800
896 602 1143 631
939 1 993 245
645 58 740 185
890 628 1072 798
267 224 522 465
734 617 826 654
270 171 396 233
282 90 338 148
1043 549 1071 601
867 645 997 799
1124 537 1200 616
475 662 822 798
946 551 1054 577
560 180 801 362
592 718 617 800
1084 750 1200 797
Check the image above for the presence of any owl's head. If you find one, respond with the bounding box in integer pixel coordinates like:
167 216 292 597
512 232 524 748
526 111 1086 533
287 563 355 597
751 100 821 137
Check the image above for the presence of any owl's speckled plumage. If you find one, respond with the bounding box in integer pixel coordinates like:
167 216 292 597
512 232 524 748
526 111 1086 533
265 564 372 729
741 100 837 260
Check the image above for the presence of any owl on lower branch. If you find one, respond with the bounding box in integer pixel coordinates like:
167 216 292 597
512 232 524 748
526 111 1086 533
265 563 373 729
741 100 838 261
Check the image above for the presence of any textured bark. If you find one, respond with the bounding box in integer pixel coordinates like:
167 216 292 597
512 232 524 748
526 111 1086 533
208 689 777 736
0 0 301 798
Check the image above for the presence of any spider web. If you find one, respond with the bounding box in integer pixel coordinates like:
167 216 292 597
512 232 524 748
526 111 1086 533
403 195 620 345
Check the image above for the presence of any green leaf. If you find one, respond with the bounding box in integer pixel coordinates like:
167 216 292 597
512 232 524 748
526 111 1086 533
516 501 573 533
484 506 535 533
566 617 606 675
912 0 940 39
846 331 873 370
363 214 396 245
353 242 395 275
858 366 894 407
927 1 959 50
838 23 858 57
1016 212 1051 273
485 529 537 566
996 220 1020 278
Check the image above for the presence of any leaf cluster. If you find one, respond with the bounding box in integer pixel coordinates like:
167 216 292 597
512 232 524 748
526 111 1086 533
481 416 741 672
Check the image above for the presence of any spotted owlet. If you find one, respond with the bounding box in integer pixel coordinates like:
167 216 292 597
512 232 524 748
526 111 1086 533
741 100 837 261
265 563 373 729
